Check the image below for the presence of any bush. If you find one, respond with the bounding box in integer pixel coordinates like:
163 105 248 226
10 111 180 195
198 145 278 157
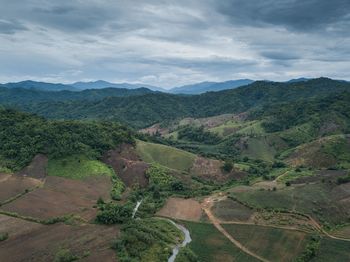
110 174 125 201
96 202 133 224
221 161 233 173
337 175 350 185
0 232 8 241
54 249 79 262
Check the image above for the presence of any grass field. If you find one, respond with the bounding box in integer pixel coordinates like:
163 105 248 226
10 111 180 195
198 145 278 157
285 135 350 169
182 221 259 262
236 121 265 136
209 120 265 137
222 224 308 262
231 182 350 227
310 237 350 261
242 137 276 162
276 169 315 183
48 155 114 179
136 140 196 172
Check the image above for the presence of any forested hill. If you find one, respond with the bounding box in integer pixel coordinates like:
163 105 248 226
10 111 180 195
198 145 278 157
0 86 154 104
3 78 350 128
0 109 134 171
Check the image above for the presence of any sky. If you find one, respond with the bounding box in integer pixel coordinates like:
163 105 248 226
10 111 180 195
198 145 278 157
0 0 349 88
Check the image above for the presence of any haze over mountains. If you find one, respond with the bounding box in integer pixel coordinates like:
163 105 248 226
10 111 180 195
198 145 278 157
0 77 342 95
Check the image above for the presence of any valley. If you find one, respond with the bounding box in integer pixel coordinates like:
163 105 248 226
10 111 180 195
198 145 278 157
0 79 349 261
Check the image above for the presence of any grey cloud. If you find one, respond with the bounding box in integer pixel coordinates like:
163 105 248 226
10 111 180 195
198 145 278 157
0 0 349 86
260 51 300 60
216 0 350 32
0 20 27 34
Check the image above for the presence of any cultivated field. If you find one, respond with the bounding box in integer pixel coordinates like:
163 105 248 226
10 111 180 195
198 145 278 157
156 197 202 221
222 224 308 262
182 221 259 262
0 214 118 262
1 176 112 221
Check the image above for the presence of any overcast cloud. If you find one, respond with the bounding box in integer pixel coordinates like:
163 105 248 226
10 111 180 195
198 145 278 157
0 0 349 88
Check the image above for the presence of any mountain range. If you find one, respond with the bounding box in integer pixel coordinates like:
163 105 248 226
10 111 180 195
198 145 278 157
1 77 347 95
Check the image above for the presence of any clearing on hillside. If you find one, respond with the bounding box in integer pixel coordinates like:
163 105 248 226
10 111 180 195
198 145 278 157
17 154 48 180
136 140 196 172
231 182 350 227
102 144 149 187
0 214 118 262
212 198 254 222
156 197 202 221
286 135 350 169
48 155 114 180
190 156 246 183
1 175 112 221
0 173 41 203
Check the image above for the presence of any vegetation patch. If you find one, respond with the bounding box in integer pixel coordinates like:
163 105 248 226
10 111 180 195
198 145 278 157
136 140 196 172
113 218 183 262
48 155 114 179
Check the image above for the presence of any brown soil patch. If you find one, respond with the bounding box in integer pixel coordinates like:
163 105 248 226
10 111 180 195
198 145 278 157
157 197 202 221
212 198 254 222
0 174 41 203
2 176 112 221
0 215 118 262
191 157 246 183
17 154 48 180
102 144 149 187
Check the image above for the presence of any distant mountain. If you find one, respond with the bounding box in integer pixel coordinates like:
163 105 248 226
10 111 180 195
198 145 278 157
71 80 165 92
0 86 155 105
286 78 311 83
11 77 349 128
170 79 254 94
2 80 78 91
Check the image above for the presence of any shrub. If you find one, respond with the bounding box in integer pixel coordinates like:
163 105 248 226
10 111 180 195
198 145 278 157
96 202 133 224
54 249 79 262
0 232 8 241
221 161 233 173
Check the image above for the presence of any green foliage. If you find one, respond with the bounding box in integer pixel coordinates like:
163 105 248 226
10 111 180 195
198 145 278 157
146 164 174 187
136 140 196 172
175 247 199 262
295 235 320 262
178 125 220 144
0 232 8 242
113 218 182 262
4 78 349 129
337 174 350 185
0 109 133 170
110 174 125 201
54 249 79 262
95 202 133 224
54 250 78 262
221 161 233 173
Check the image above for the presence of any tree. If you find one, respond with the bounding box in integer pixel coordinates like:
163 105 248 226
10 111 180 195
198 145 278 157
222 161 233 173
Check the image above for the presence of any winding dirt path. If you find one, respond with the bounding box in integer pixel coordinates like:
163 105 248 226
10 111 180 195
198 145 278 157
202 194 270 262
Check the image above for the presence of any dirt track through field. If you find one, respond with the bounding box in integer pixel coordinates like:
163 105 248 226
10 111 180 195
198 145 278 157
202 194 270 262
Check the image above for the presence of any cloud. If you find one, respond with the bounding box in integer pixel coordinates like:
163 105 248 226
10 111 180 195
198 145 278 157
216 0 350 33
0 19 27 34
0 0 349 87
